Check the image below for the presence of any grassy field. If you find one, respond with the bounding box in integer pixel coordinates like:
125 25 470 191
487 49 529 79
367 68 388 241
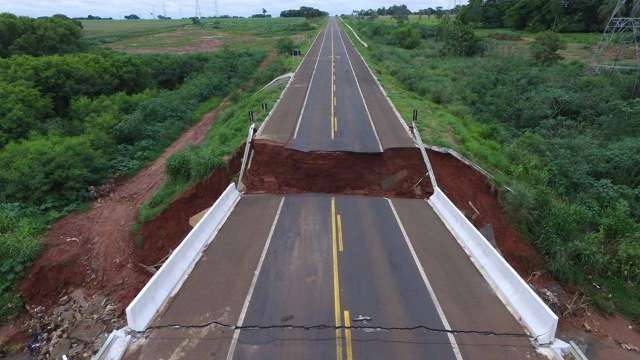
86 17 323 54
82 19 191 43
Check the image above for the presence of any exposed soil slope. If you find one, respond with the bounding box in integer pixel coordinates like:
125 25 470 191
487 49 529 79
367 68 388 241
428 150 544 278
19 104 228 309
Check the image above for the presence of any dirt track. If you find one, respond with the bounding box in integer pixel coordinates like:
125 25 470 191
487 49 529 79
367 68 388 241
20 103 231 309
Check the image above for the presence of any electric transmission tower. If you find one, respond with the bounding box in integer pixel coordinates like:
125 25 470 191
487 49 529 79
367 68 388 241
214 0 219 17
590 0 640 74
195 0 202 18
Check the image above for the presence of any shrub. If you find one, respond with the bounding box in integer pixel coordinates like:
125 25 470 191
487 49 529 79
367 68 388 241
530 31 566 65
0 135 109 209
394 25 421 49
438 18 485 56
276 37 296 54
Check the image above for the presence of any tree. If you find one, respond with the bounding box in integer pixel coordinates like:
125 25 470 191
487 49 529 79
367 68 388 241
262 8 267 16
280 7 328 18
530 31 566 64
0 14 83 57
124 14 140 20
438 18 485 56
0 81 53 146
388 4 411 23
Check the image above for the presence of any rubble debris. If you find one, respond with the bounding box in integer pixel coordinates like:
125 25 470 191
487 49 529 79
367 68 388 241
24 290 125 360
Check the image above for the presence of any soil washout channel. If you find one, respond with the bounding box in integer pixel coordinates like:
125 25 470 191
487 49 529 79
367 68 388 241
243 140 433 198
19 104 233 310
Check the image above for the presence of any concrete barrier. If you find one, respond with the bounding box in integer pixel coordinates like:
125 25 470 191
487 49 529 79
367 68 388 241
92 329 130 360
126 183 241 331
429 188 558 345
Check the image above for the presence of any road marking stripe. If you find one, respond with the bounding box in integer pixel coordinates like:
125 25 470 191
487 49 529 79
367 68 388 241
331 197 343 360
344 310 354 360
256 25 323 137
336 27 383 152
225 197 286 360
386 199 464 360
337 214 344 252
293 26 327 139
331 26 336 139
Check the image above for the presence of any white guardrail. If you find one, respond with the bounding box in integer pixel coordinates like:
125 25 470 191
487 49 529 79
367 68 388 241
126 183 241 331
429 188 558 345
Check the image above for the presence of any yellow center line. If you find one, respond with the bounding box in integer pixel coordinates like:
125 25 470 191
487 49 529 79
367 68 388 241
331 197 343 360
344 310 354 360
337 214 344 252
330 28 335 140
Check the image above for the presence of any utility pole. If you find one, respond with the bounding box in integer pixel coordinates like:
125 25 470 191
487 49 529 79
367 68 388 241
214 0 219 17
163 0 167 18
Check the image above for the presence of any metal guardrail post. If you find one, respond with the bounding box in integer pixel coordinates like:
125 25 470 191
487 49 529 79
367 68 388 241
237 123 255 192
411 121 438 190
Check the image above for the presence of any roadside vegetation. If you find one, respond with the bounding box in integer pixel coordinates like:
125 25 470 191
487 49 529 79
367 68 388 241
0 12 323 322
342 13 640 321
137 21 321 223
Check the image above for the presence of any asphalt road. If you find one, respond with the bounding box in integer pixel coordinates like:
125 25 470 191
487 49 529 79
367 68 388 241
124 18 541 360
258 19 414 152
127 194 540 360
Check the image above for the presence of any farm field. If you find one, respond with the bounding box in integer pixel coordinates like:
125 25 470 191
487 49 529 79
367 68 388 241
83 17 322 54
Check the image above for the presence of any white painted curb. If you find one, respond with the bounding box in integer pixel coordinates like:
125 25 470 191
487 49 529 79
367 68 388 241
126 183 241 331
429 188 558 345
92 329 130 360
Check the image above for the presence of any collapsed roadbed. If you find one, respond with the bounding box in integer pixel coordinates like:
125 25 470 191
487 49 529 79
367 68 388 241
243 140 433 198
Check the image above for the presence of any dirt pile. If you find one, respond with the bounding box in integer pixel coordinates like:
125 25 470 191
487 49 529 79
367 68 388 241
244 140 433 198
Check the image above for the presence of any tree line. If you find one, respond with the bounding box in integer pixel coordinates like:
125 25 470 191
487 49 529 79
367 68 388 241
0 13 83 57
458 0 623 32
280 7 328 18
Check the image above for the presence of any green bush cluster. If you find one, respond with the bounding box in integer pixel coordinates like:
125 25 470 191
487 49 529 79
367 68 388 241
347 17 640 319
0 47 265 322
0 13 84 57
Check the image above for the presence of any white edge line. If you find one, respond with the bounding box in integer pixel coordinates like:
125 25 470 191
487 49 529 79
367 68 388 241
338 20 413 140
386 198 464 360
256 28 323 137
292 27 328 139
339 17 368 47
337 25 383 153
225 196 286 360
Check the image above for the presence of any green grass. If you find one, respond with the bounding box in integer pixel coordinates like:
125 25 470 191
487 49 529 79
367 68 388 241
82 19 191 43
102 17 325 54
341 19 510 176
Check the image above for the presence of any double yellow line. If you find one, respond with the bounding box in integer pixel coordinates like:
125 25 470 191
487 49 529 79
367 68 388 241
330 27 338 139
331 197 352 360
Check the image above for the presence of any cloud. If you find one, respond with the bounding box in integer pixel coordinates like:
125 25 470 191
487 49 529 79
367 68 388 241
0 0 463 19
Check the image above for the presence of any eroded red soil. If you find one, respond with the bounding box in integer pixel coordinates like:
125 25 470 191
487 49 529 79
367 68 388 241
244 140 433 198
19 105 231 310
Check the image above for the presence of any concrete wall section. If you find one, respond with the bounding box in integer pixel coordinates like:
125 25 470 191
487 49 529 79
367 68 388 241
428 188 558 345
126 183 241 332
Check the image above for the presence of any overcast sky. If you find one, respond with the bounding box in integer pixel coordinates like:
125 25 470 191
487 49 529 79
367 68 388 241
0 0 465 19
